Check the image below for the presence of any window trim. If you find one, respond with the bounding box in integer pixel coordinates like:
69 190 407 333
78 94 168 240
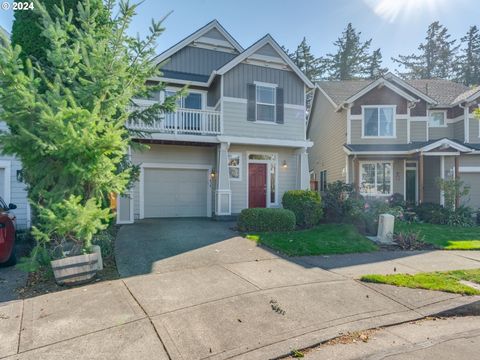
228 152 242 182
254 82 277 123
164 87 207 110
359 161 393 196
361 105 397 139
428 110 447 128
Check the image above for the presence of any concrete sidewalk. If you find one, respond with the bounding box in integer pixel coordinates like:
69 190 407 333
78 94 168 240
1 238 480 359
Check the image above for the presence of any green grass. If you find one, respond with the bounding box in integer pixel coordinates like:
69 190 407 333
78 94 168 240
246 223 378 256
395 222 480 250
361 269 480 295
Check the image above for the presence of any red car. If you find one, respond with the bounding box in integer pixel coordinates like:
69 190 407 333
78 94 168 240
0 197 17 267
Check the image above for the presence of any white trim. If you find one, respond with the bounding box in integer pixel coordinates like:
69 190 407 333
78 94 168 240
315 85 338 109
215 189 232 216
284 103 306 111
151 76 211 88
420 138 472 153
254 81 278 88
410 117 429 122
440 156 445 206
139 163 212 219
223 96 247 104
246 152 279 208
152 20 243 66
459 166 480 173
345 155 349 183
217 135 313 148
423 152 460 156
0 160 11 204
359 160 394 196
361 105 397 139
255 82 277 122
407 106 411 144
343 78 418 107
116 192 134 225
216 35 314 88
228 152 242 181
347 106 352 144
428 109 447 128
193 36 239 53
404 160 418 203
384 72 438 104
452 88 480 106
247 53 287 65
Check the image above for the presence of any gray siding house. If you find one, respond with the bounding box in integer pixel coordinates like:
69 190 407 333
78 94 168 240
308 73 480 210
0 26 31 229
117 20 313 222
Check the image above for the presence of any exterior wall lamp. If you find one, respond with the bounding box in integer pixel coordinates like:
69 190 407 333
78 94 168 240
282 160 288 168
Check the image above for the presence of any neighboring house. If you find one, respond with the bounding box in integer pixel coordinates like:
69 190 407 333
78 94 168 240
116 20 314 223
308 72 480 209
0 26 31 229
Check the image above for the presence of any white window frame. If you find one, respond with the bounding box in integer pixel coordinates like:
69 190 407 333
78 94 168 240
0 160 11 204
254 81 277 123
361 105 397 138
246 152 279 207
228 152 242 181
428 110 447 128
359 161 393 196
164 87 207 110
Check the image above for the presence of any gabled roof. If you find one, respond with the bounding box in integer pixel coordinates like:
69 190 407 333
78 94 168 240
216 34 315 88
316 73 474 109
152 19 243 66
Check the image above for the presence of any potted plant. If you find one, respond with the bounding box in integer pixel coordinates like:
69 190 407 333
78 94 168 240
32 196 110 285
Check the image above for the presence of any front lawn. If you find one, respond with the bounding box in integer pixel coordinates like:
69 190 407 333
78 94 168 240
246 224 378 256
395 222 480 250
361 269 480 295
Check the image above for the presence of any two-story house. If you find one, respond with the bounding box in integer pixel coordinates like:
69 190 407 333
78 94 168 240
116 20 314 223
308 72 480 209
0 25 31 229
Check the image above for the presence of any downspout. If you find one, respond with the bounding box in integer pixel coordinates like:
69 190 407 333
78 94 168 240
460 102 469 143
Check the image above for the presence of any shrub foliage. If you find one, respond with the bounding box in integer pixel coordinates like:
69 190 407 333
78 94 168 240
282 190 323 228
238 208 296 232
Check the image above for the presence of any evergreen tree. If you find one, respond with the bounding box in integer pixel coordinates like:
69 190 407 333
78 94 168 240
366 48 388 79
0 0 176 260
324 23 372 80
393 21 459 79
456 25 480 86
291 37 323 81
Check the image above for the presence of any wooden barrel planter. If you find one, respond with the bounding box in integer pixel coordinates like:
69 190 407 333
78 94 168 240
51 251 100 286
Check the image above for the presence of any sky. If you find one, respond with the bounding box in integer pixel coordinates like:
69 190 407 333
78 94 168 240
0 0 477 70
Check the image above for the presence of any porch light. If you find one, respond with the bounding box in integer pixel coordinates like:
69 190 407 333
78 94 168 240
210 170 216 178
282 160 288 168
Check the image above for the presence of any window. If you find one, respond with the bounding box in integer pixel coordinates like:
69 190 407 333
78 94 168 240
360 162 392 195
228 153 241 181
319 170 327 192
429 111 446 127
256 85 276 122
164 90 203 109
363 106 395 137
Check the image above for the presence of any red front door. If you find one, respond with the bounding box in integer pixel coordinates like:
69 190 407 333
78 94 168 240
249 163 267 208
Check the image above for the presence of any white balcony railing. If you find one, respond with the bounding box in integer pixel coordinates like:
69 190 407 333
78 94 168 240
127 107 222 135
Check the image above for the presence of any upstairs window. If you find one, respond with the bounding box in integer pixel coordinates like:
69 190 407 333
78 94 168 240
429 110 446 127
256 85 276 122
363 106 395 137
164 90 203 110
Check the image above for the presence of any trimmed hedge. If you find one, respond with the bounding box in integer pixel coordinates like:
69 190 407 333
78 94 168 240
282 190 323 228
238 208 296 232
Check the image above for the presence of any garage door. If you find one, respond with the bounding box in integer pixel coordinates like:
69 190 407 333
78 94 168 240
460 173 480 209
144 168 208 217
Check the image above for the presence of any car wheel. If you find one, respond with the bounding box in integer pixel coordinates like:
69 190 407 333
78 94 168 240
0 248 17 267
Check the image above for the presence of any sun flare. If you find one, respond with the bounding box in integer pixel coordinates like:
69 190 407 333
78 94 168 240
364 0 447 23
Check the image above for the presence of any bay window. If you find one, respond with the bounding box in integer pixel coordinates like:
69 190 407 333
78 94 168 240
360 161 392 195
363 106 395 137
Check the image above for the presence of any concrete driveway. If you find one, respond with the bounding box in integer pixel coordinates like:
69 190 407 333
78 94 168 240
2 219 480 359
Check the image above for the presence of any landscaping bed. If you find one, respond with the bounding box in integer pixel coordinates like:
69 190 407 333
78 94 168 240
246 224 378 256
395 222 480 250
361 269 480 295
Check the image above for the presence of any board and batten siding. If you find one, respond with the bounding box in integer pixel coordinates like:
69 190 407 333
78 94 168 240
350 118 408 144
228 145 299 214
223 63 304 105
222 100 305 140
410 121 427 142
307 91 347 183
162 46 237 76
130 144 216 219
453 120 465 142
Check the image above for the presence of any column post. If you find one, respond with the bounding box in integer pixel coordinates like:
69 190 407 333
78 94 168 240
215 142 232 216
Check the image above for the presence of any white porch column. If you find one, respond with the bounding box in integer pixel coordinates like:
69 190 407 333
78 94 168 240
440 155 445 206
215 142 232 215
296 148 310 190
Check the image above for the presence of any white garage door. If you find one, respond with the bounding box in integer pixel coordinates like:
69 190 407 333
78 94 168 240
144 168 208 218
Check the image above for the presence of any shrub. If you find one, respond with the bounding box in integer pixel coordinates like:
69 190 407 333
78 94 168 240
446 206 474 227
282 190 323 228
394 231 428 250
389 193 406 208
415 203 447 224
238 208 296 232
323 181 356 222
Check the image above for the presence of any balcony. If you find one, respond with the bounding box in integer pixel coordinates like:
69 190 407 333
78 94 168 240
127 107 222 136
